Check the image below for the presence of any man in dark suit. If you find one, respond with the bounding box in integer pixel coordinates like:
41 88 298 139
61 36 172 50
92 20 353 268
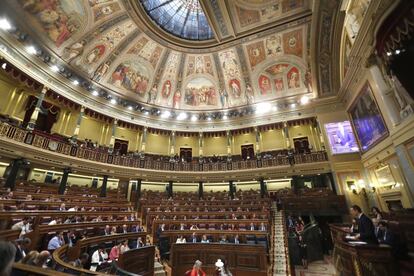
14 237 31 262
378 221 395 246
350 205 377 243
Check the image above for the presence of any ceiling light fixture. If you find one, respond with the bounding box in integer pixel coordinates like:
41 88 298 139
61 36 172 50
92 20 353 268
72 80 79 86
207 117 212 121
190 115 197 122
161 111 171 119
50 65 59 72
177 112 188 121
272 106 278 112
110 98 117 104
1 63 6 70
255 102 272 114
26 45 37 55
290 103 297 108
0 18 12 31
92 90 99 96
300 95 310 105
223 115 228 120
127 106 133 110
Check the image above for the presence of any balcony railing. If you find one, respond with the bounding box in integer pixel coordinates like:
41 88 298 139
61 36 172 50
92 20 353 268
0 122 329 172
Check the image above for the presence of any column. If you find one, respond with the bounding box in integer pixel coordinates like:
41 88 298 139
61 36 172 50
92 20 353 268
254 127 261 154
315 121 325 151
226 130 232 156
366 58 401 126
100 175 108 197
395 145 414 202
27 86 48 131
118 179 130 200
109 119 118 147
5 159 27 191
135 179 142 211
259 178 266 198
229 180 234 199
140 127 148 153
283 122 290 149
198 132 203 157
198 181 203 199
58 167 71 195
72 106 85 138
169 131 176 156
167 181 173 198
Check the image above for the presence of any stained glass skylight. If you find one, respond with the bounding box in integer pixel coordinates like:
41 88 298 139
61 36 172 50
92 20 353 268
140 0 214 41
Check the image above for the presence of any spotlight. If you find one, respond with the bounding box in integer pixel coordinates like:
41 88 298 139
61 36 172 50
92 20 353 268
272 106 278 112
190 115 198 122
255 102 272 114
144 111 149 115
92 90 99 96
177 112 188 121
290 103 297 108
386 52 392 57
1 62 6 70
223 115 228 120
395 49 401 55
0 18 12 31
72 80 79 86
127 106 133 110
26 45 37 55
110 98 117 104
161 111 171 119
207 117 212 121
50 65 59 72
300 95 310 105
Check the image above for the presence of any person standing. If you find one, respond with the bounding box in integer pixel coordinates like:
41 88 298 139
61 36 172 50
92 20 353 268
298 234 308 269
350 205 377 243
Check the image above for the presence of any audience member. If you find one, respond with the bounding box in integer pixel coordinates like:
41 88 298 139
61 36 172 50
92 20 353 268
73 253 89 269
371 207 383 220
120 240 130 254
91 244 108 271
109 242 121 261
47 232 64 250
11 217 31 238
14 237 31 262
0 241 16 276
33 250 51 268
188 260 206 276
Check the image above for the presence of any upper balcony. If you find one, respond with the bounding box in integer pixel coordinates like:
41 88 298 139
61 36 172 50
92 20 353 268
0 121 330 181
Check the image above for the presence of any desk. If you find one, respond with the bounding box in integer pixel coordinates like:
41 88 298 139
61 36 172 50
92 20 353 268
170 243 267 276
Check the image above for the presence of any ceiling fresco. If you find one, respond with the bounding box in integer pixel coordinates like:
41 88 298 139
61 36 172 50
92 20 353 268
5 0 320 111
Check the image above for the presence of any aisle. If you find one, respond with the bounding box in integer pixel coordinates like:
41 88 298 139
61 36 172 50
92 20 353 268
270 203 290 276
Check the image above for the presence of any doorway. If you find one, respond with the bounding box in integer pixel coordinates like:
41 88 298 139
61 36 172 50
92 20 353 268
180 147 192 162
293 137 310 153
114 138 129 155
241 144 255 160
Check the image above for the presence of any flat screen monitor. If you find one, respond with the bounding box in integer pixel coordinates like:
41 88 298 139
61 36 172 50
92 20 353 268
324 121 359 154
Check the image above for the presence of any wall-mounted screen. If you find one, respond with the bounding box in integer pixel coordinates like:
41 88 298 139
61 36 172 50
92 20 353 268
324 121 359 154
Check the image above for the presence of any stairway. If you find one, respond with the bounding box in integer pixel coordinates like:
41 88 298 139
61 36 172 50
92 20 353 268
154 260 166 276
271 202 290 276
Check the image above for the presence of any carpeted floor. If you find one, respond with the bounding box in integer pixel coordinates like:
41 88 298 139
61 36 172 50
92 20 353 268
294 256 338 276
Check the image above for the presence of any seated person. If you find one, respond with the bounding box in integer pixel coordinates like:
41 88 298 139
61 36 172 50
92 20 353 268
121 224 128 234
120 240 130 254
190 232 198 243
249 223 256 231
201 235 209 243
91 244 108 271
176 235 186 243
110 226 118 235
14 237 31 262
190 224 199 230
136 237 144 248
11 217 31 238
233 234 240 244
47 232 64 251
73 253 89 269
350 218 359 234
377 221 395 247
109 242 121 261
219 235 228 244
259 222 266 231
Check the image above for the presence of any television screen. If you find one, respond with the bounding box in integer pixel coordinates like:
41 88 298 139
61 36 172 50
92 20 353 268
324 121 359 154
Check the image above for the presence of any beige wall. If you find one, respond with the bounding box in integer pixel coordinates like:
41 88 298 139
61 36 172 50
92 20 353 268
0 162 9 177
116 126 140 152
203 136 227 156
142 182 166 192
261 129 285 151
145 133 169 155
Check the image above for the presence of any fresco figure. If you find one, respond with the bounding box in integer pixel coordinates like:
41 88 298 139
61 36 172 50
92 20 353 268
173 90 181 109
258 75 272 95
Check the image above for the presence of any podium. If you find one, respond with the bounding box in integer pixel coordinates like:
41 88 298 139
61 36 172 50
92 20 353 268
329 224 398 276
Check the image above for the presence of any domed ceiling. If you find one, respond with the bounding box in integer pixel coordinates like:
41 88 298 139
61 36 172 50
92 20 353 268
3 0 320 112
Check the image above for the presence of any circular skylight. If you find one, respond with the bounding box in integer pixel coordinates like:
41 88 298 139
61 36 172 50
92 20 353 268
141 0 214 40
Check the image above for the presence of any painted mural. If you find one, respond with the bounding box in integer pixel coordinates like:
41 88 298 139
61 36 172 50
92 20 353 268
246 41 266 71
218 49 246 107
19 0 86 47
283 29 303 58
186 55 214 77
128 37 163 69
233 0 306 29
183 78 219 109
157 51 181 106
92 2 121 22
109 61 151 97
